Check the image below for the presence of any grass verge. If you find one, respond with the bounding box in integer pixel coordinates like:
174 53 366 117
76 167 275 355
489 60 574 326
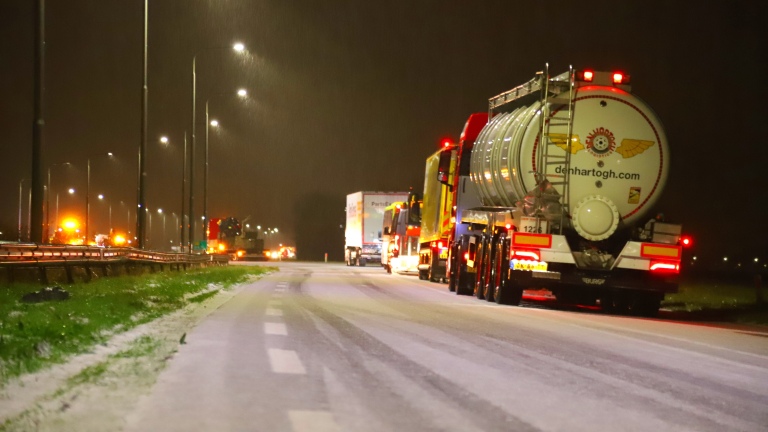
663 274 768 325
0 265 274 386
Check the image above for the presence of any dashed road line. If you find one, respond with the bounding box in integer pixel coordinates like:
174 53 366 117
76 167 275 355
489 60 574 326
266 308 283 317
288 410 340 432
267 348 306 374
264 322 288 335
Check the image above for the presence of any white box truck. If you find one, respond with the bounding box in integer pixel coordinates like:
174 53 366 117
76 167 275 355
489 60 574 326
345 191 409 266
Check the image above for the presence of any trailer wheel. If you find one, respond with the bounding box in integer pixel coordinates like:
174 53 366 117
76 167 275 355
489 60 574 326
428 267 438 283
601 291 630 315
474 236 488 300
456 268 474 296
495 277 523 306
629 293 662 317
486 240 506 303
359 258 367 267
447 245 458 292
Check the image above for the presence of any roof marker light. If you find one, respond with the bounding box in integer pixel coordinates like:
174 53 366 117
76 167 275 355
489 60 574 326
582 70 594 82
613 72 624 84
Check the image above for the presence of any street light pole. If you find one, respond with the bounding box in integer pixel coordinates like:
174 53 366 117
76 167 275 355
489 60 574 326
190 42 245 252
30 0 45 243
203 89 246 248
190 55 197 251
204 100 208 247
46 162 70 242
86 153 113 245
182 132 188 251
136 0 148 249
18 179 24 242
86 158 90 244
158 209 166 250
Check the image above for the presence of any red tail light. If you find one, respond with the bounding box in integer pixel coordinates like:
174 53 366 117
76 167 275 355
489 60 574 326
437 241 443 249
612 72 631 84
511 249 540 261
463 252 469 261
650 261 679 273
578 70 594 82
681 236 693 247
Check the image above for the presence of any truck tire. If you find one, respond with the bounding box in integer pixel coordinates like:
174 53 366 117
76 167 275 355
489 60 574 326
628 292 663 317
456 268 474 296
474 237 488 300
359 258 367 267
486 240 506 303
447 245 458 292
601 291 629 315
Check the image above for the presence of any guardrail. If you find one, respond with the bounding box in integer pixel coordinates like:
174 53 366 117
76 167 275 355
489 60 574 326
0 243 228 284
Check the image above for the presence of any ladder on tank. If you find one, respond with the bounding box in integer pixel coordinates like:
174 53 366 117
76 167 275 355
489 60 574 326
536 64 576 234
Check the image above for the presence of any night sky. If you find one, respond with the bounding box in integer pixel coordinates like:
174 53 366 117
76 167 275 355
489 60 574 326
1 1 766 264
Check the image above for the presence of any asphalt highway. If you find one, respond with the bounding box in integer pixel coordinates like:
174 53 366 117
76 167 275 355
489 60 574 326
124 262 768 432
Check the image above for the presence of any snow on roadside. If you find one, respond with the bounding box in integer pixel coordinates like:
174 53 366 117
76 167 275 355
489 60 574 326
0 278 256 431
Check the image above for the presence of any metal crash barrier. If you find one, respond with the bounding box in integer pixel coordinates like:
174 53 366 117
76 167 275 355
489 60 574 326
0 243 228 284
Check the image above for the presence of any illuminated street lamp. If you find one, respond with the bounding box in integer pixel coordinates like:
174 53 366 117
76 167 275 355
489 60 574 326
191 42 247 250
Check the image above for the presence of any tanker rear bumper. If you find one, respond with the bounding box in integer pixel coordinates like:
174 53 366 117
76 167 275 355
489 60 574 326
511 263 679 295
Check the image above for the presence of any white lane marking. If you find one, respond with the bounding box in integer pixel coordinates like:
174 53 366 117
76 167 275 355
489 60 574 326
266 308 283 317
288 410 340 432
264 322 288 335
267 349 306 374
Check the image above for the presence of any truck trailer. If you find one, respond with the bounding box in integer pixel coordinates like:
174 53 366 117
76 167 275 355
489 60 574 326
345 191 409 266
440 65 689 316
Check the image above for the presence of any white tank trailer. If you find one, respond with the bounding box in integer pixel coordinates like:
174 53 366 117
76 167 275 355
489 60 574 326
448 66 688 316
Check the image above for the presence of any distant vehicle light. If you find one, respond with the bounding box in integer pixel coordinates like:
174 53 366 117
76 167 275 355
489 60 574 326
681 236 693 247
218 244 226 251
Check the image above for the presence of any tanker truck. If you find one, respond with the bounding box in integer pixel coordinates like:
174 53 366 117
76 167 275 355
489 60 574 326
443 65 688 316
